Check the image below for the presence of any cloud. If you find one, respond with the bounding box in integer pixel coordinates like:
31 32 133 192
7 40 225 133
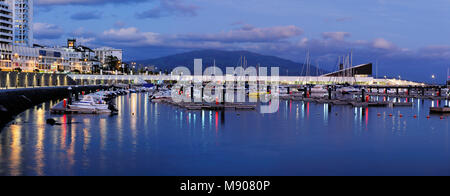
73 23 450 82
136 0 199 19
70 11 102 20
322 32 351 41
417 45 450 58
180 25 304 43
93 25 304 50
36 0 148 6
325 17 353 23
372 38 396 50
100 27 162 47
33 23 64 40
69 27 96 38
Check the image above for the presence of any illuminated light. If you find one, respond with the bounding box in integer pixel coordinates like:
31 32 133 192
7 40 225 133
365 108 369 127
215 111 219 133
306 102 310 118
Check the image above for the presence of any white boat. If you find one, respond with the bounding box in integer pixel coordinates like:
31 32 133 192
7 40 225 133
150 91 172 101
337 86 360 94
442 88 449 95
68 96 111 113
278 86 289 94
386 88 406 94
311 85 328 93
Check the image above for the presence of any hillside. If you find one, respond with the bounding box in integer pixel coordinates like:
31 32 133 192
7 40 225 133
133 50 325 76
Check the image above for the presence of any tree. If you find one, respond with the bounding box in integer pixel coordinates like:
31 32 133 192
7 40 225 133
72 69 81 74
105 55 120 71
91 64 101 74
120 63 130 74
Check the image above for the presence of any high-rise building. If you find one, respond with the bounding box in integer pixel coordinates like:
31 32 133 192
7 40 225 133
0 0 13 45
0 0 13 68
5 0 33 47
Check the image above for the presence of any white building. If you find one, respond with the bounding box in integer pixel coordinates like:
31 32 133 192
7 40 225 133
9 46 82 73
0 1 105 73
94 47 123 66
0 1 13 68
0 1 13 45
5 0 33 46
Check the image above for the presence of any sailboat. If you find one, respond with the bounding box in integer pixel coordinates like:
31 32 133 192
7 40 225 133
447 67 450 86
68 96 111 114
300 50 312 84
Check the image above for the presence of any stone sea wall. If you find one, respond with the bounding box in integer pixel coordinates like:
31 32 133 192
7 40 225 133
0 71 77 88
0 85 109 129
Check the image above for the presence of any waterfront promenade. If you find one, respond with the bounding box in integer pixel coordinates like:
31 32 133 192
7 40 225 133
0 71 76 89
69 74 426 86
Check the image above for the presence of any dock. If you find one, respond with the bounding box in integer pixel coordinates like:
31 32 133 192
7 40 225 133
50 101 113 114
279 94 414 108
156 98 257 111
430 107 450 113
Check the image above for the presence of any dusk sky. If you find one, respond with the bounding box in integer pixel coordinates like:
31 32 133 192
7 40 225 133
34 0 450 82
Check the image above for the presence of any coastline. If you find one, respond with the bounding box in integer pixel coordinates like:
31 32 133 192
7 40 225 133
0 85 110 130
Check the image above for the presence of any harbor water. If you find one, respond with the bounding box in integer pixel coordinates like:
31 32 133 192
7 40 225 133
0 93 449 176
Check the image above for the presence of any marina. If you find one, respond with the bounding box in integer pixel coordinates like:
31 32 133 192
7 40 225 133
0 92 449 176
1 0 450 183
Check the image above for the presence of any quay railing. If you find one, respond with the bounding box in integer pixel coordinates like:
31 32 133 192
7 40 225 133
0 71 76 90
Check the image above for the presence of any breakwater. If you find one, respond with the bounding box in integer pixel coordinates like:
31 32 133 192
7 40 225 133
0 85 110 129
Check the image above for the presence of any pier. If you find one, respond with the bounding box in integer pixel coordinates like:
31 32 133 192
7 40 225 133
0 85 110 128
153 98 257 111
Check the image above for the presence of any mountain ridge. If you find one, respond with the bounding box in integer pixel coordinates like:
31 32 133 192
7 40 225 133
133 49 326 76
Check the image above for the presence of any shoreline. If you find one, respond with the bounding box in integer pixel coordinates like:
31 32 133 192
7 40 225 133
0 85 110 130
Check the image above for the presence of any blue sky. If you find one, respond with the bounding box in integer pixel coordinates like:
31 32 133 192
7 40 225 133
34 0 450 82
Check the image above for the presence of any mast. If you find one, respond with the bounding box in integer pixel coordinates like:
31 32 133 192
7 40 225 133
376 60 378 79
447 67 449 85
213 59 216 75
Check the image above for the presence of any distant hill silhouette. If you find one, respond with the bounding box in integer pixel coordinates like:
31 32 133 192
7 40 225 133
133 50 326 76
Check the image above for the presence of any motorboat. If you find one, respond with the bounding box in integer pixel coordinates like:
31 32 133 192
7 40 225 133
337 86 360 94
278 86 289 94
248 86 268 97
68 96 111 114
150 91 172 102
310 85 328 94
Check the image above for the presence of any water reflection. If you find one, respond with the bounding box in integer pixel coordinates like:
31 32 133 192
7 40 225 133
9 125 22 176
0 93 449 176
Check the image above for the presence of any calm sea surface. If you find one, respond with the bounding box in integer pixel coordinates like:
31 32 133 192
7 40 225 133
0 93 449 176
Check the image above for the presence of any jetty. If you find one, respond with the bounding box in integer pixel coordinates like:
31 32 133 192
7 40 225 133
430 107 450 114
157 98 256 111
50 88 125 114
